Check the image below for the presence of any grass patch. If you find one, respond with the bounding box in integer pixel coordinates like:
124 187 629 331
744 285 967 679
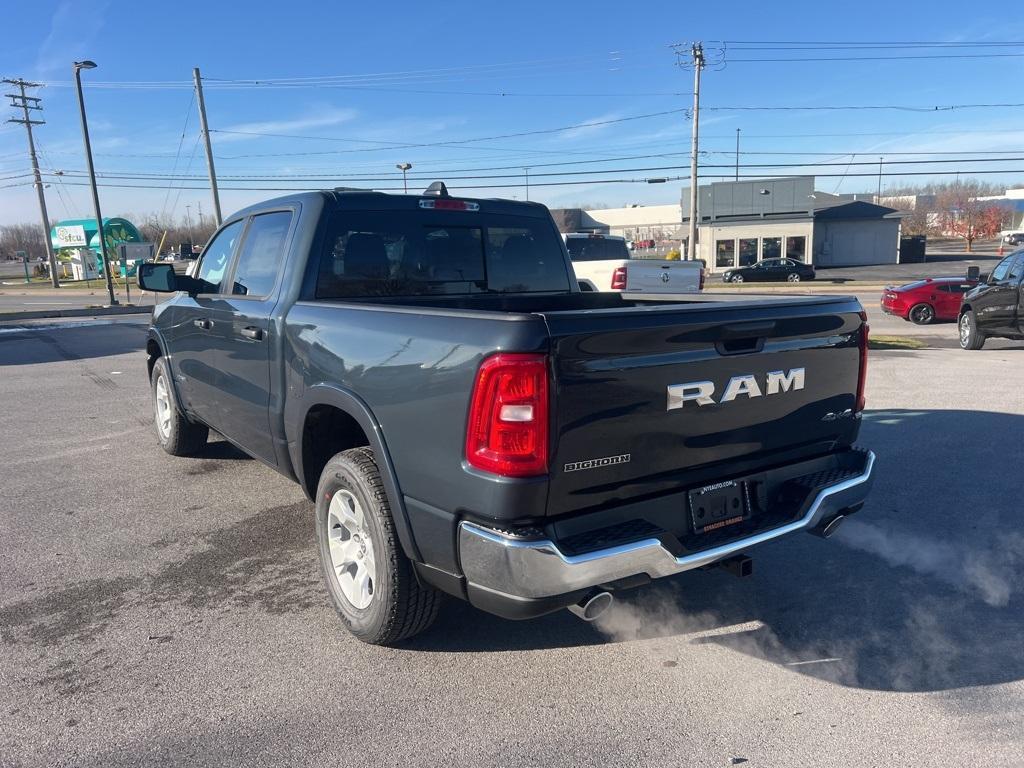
869 335 927 350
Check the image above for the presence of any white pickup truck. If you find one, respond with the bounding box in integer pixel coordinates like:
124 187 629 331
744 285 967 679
564 233 703 293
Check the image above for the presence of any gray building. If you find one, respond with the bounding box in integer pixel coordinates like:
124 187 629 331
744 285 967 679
682 177 903 273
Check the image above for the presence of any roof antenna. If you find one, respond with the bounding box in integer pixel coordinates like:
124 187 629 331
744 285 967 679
423 181 448 197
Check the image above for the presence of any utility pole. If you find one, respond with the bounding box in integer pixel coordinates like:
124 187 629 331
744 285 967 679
876 157 884 200
524 167 530 201
197 199 204 231
686 43 704 261
185 205 194 244
4 79 60 287
735 128 740 181
193 68 222 226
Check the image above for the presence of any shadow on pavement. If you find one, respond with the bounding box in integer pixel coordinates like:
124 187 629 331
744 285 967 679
0 322 147 366
410 409 1024 693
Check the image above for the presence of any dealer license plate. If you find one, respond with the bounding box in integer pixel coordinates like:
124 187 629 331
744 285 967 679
689 480 748 534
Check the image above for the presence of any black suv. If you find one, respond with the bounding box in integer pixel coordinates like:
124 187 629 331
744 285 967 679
959 249 1024 349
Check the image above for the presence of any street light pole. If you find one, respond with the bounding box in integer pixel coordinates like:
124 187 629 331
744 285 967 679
396 162 412 193
73 60 116 305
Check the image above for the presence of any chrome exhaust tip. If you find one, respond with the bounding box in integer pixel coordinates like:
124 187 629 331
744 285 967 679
568 591 614 622
812 514 846 539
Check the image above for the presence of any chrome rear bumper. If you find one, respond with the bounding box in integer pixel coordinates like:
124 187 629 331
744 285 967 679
459 451 875 601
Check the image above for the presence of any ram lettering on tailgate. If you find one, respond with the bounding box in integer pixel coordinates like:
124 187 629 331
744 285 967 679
667 368 805 409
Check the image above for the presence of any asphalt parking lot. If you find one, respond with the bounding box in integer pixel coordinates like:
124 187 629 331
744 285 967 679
1 314 1022 767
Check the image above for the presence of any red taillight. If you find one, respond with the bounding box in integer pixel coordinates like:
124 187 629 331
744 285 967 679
611 266 627 290
856 313 869 413
465 353 549 477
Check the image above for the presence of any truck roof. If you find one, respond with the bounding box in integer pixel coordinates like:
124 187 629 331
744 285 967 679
227 187 553 221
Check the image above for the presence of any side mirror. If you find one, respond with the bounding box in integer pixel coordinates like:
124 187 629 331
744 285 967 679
138 263 179 293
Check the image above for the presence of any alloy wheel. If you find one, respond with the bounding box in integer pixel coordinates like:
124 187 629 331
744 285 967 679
911 304 934 324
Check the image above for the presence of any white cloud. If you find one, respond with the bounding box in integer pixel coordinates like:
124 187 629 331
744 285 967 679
34 1 109 76
558 113 623 142
216 108 359 142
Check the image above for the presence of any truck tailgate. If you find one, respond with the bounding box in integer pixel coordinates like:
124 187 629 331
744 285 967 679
541 296 865 516
624 260 700 293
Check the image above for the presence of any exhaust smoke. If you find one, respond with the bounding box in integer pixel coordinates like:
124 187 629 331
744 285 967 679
834 519 1024 607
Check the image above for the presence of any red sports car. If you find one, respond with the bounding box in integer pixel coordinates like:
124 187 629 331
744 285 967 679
880 277 978 324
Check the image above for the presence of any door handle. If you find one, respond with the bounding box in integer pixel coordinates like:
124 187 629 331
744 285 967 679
240 326 264 341
193 318 213 330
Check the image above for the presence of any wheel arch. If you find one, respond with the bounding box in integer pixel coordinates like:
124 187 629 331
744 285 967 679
145 329 187 409
292 384 422 563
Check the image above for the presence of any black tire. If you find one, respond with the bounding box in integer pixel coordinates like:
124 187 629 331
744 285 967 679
731 274 744 283
151 357 209 456
959 310 986 350
315 447 440 645
909 303 935 325
787 272 801 283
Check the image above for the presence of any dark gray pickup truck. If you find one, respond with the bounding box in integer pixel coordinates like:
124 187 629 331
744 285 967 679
139 185 875 645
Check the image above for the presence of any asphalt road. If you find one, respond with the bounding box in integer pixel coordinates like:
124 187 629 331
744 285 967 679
1 316 1022 767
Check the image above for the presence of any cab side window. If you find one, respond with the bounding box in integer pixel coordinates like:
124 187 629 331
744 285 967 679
231 211 293 297
196 219 245 294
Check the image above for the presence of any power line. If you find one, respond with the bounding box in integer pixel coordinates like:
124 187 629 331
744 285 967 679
45 155 1024 185
702 102 1024 112
159 89 196 220
727 52 1024 62
8 166 1024 194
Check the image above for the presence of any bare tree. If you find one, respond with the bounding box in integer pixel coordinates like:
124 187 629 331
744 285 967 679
0 222 53 261
933 181 1010 251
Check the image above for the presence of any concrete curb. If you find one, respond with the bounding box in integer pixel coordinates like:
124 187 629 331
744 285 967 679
0 305 152 322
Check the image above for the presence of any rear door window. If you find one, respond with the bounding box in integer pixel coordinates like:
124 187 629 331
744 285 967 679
231 211 293 297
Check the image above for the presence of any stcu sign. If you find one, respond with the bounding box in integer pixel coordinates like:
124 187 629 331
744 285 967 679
54 225 88 248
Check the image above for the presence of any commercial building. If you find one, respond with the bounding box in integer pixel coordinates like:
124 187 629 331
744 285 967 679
551 177 903 272
976 187 1024 231
548 204 684 252
49 217 145 279
682 177 903 273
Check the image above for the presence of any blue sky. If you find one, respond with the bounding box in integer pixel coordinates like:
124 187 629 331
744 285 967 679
1 0 1023 227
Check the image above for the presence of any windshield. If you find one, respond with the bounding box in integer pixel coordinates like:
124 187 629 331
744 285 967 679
315 210 572 298
565 236 629 262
